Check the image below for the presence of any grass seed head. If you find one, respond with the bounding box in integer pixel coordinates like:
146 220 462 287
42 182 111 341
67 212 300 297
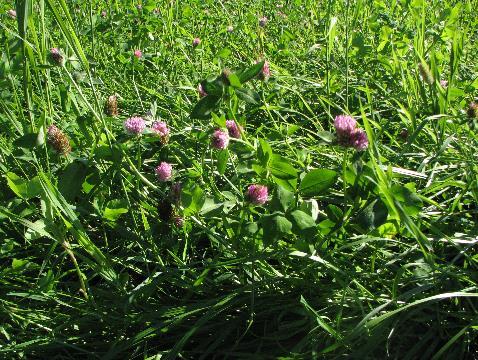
105 95 119 116
47 125 71 155
418 62 434 85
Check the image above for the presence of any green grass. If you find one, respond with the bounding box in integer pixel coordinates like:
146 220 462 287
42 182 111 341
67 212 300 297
1 0 478 358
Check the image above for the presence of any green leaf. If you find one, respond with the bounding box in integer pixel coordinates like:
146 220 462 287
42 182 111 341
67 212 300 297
235 88 260 104
316 131 335 143
257 138 272 167
216 150 228 175
200 197 224 218
190 95 221 119
58 161 88 202
6 172 42 199
289 210 316 237
269 154 298 180
237 60 264 83
299 199 319 220
182 184 205 215
211 112 226 128
271 185 295 212
299 169 338 197
227 73 241 88
272 176 297 193
261 212 292 244
25 219 47 241
12 258 29 270
356 197 389 231
202 79 225 97
13 133 38 149
391 184 422 216
217 48 231 58
245 222 259 234
103 199 129 222
325 204 343 224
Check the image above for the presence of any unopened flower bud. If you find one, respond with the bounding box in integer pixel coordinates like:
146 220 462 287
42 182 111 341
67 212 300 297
467 102 478 119
259 16 268 27
226 120 242 139
50 48 65 66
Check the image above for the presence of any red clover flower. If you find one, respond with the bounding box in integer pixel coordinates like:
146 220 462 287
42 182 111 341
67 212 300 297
211 129 229 149
333 115 368 151
124 116 146 135
152 121 170 144
246 185 268 205
155 162 173 182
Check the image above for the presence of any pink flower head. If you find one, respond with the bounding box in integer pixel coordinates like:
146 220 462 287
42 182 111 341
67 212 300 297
211 129 229 149
334 115 356 139
351 129 369 151
198 83 207 98
440 80 448 88
259 16 268 27
101 10 107 17
155 162 173 182
50 48 65 66
134 49 142 59
226 120 242 139
152 121 169 137
124 116 146 135
192 37 201 47
246 185 268 205
7 9 16 19
227 25 234 33
136 4 142 10
152 121 170 144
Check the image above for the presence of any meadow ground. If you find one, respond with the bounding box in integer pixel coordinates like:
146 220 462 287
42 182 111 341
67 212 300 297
1 0 478 358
